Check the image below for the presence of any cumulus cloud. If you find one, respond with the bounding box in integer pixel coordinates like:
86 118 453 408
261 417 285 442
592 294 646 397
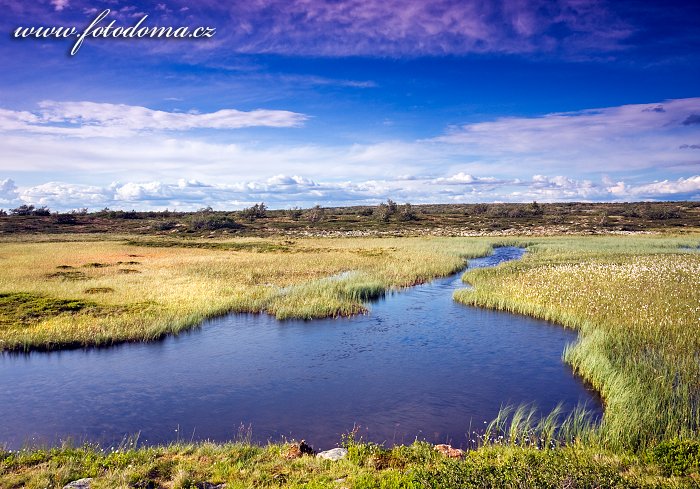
0 101 308 138
0 178 19 205
627 176 700 199
1 97 699 207
432 173 502 185
3 173 698 211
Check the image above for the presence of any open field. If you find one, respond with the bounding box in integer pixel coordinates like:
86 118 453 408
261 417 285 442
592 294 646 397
2 231 700 486
0 235 496 351
455 236 700 451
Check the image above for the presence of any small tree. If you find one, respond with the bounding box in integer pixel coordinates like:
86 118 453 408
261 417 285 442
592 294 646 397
530 201 544 216
9 204 35 216
386 199 398 214
374 203 391 222
287 207 303 220
306 205 325 223
0 209 6 216
399 203 418 221
241 202 267 221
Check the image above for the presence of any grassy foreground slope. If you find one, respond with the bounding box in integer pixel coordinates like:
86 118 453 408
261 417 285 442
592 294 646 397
0 236 494 351
1 439 697 488
455 235 700 450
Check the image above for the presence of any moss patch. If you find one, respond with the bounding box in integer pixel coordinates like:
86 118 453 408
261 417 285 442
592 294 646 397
0 292 92 328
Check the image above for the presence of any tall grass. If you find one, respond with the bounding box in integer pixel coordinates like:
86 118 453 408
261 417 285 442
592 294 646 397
0 236 493 350
454 235 700 450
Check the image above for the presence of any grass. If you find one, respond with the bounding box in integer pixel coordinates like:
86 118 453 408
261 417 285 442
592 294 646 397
1 437 696 488
454 234 700 451
0 236 494 351
2 233 700 486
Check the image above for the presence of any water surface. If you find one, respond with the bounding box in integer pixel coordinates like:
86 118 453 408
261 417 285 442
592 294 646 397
0 247 600 450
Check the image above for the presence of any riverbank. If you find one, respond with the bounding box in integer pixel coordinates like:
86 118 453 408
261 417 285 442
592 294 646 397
2 437 698 488
0 236 496 351
2 234 699 487
455 236 700 452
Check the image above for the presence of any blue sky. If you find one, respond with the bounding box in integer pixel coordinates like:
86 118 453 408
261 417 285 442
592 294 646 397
0 0 699 210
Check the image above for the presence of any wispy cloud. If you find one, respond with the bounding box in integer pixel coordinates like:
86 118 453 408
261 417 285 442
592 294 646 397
2 0 634 59
50 0 69 12
434 97 700 173
0 101 308 138
192 0 632 58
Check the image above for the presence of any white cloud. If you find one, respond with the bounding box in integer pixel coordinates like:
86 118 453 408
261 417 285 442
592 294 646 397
0 101 308 138
433 173 501 185
0 98 699 208
3 174 698 211
50 0 69 11
627 176 700 198
434 97 700 173
0 178 18 205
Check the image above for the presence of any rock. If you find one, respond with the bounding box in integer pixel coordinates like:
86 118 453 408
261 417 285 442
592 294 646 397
63 478 93 489
285 439 314 459
434 444 464 459
316 447 349 461
195 483 226 489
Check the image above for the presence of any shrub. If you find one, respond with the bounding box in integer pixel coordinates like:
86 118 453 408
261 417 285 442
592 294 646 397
286 207 303 220
55 214 78 225
188 214 240 231
152 220 179 231
9 204 51 216
470 203 489 215
651 440 700 476
374 203 392 222
306 205 325 223
399 203 418 221
241 203 267 221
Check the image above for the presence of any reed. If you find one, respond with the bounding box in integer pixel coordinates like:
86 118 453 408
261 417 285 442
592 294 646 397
455 234 700 450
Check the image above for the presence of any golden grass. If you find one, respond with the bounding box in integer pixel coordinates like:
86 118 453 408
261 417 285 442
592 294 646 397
454 235 700 449
0 236 493 350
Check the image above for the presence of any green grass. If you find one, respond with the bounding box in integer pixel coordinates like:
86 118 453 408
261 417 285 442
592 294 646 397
2 234 700 485
454 235 700 451
1 438 695 488
0 293 94 328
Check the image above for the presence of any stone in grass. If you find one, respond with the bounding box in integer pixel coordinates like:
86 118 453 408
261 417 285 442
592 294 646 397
434 444 464 459
63 478 93 489
316 447 349 461
285 439 315 459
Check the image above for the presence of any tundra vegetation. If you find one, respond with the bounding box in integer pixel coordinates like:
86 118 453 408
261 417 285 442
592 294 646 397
1 204 699 487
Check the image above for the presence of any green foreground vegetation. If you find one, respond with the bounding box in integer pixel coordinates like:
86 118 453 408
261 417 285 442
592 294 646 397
2 437 700 488
1 225 700 487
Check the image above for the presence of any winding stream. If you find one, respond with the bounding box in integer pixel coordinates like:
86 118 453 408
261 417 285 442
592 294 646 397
0 247 601 450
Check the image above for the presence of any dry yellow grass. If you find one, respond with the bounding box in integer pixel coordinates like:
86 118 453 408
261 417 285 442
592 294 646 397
0 235 493 350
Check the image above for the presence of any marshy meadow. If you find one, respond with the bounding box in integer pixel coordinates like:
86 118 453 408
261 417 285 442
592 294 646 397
0 205 699 488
